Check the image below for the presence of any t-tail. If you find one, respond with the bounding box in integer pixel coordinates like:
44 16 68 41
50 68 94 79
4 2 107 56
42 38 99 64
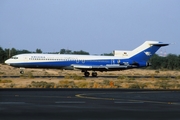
129 41 169 62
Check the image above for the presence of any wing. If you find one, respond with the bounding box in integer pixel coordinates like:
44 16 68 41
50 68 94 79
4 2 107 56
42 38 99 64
71 64 137 71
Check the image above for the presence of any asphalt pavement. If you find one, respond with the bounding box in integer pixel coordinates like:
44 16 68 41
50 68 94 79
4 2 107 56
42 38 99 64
0 89 180 120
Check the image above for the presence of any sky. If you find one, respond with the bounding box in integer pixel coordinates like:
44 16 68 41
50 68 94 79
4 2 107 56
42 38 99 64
0 0 180 55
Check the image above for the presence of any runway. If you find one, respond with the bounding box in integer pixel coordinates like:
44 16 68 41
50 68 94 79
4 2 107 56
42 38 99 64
0 89 180 120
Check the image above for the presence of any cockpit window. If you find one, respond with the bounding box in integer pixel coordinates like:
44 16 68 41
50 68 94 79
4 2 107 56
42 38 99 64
11 57 18 59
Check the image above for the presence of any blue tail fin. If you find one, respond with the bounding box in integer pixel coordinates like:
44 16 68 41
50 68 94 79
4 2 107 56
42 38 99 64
129 41 169 61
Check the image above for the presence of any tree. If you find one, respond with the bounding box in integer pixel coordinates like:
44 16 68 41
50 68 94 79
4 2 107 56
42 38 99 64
16 49 31 54
0 47 6 63
60 49 72 54
149 54 162 69
72 50 89 55
101 53 114 56
36 49 42 53
149 54 180 70
166 54 179 70
10 48 17 56
60 49 66 54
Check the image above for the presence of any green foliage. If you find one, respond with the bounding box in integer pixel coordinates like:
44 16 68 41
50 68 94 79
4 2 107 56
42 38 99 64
128 83 147 89
128 76 135 80
19 72 34 78
0 79 12 83
72 50 89 55
0 47 32 63
114 80 122 88
0 47 7 63
158 76 170 81
176 76 180 79
0 72 4 75
72 74 86 80
64 74 86 80
58 80 75 88
103 79 110 85
9 83 15 88
155 70 160 74
59 49 89 55
36 49 42 53
155 80 170 89
139 83 147 89
76 81 88 88
101 53 114 56
60 49 72 54
27 72 34 78
149 54 180 70
176 84 180 89
31 81 55 88
64 74 72 79
117 75 127 79
129 83 141 89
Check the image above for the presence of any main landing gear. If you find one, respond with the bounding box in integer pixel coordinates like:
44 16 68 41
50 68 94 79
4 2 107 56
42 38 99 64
20 68 25 74
84 71 97 77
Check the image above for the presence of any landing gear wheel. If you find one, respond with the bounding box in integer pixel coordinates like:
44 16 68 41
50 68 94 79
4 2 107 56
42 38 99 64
92 72 97 77
84 72 90 77
20 70 24 74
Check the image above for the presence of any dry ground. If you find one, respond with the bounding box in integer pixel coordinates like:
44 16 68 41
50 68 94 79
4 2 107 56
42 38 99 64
1 64 180 89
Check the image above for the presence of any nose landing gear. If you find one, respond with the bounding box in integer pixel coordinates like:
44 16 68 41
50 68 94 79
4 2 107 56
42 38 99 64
20 68 25 74
20 70 24 74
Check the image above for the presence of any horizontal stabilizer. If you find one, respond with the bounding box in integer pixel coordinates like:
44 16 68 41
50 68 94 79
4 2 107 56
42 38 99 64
149 42 169 46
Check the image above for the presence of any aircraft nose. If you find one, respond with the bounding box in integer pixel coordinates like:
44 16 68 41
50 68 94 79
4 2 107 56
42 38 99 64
5 59 10 65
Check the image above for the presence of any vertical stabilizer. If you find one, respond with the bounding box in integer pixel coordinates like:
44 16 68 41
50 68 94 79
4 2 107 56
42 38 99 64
129 41 169 61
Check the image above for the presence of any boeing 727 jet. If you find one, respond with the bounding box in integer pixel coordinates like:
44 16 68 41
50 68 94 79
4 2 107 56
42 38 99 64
5 41 169 77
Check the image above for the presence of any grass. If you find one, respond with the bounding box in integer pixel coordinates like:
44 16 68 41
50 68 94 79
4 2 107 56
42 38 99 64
0 79 12 83
64 74 86 80
20 72 34 78
0 72 4 75
117 75 127 80
1 64 180 89
31 81 55 88
76 81 88 88
58 80 76 88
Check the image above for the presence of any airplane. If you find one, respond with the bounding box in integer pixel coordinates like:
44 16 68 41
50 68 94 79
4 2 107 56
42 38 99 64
5 41 169 77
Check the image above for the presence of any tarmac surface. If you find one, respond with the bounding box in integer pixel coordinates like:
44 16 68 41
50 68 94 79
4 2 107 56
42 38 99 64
0 89 180 120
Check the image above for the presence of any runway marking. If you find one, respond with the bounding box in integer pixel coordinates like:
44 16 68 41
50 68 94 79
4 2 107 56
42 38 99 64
76 94 114 100
55 101 85 104
167 102 180 105
76 92 180 106
0 102 26 105
114 101 144 104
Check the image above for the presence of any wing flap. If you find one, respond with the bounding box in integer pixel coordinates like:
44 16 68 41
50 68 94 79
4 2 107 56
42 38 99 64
71 64 130 71
72 65 92 69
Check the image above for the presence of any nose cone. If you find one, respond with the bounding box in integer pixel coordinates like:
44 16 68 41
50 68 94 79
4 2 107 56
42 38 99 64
5 59 10 65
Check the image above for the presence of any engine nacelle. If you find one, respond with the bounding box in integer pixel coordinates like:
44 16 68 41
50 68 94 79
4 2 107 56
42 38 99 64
113 50 131 57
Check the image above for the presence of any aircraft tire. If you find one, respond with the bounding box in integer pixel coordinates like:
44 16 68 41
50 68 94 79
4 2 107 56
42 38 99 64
92 72 97 77
84 72 90 77
20 70 24 74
